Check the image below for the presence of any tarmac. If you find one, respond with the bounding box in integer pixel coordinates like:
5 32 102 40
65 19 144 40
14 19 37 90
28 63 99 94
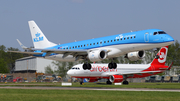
0 86 180 92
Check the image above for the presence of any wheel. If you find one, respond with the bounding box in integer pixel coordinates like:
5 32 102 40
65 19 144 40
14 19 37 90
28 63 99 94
106 80 112 85
123 80 129 85
113 63 117 69
83 64 87 70
87 63 92 70
108 63 113 69
80 81 83 85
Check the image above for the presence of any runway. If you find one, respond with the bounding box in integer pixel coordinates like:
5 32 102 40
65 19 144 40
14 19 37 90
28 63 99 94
0 86 180 92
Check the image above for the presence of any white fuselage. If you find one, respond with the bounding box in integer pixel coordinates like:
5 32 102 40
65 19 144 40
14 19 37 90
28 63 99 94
67 64 150 78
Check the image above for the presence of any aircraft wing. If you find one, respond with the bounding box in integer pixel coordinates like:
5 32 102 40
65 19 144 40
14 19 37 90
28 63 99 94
8 51 43 54
30 48 88 55
11 39 88 56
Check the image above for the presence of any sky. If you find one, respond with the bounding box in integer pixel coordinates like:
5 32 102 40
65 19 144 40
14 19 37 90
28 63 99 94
0 0 180 50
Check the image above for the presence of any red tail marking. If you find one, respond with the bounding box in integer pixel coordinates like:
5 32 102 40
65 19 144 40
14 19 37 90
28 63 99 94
151 46 168 66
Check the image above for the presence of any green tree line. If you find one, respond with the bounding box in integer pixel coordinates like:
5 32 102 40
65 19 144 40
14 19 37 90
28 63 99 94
0 45 24 73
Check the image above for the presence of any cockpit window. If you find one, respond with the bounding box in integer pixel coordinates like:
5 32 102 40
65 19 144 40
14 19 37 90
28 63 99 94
158 31 166 34
71 67 80 70
153 32 157 35
153 31 166 35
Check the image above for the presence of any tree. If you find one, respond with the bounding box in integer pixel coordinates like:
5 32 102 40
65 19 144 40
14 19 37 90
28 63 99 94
0 58 8 73
45 65 54 74
53 61 68 78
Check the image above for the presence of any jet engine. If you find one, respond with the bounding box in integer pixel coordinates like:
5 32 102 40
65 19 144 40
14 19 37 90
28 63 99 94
109 75 123 83
126 50 145 61
88 50 107 62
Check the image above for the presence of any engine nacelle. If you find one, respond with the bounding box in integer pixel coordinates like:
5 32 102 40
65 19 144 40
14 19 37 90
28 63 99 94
126 50 145 61
88 50 107 62
109 75 123 83
85 78 98 82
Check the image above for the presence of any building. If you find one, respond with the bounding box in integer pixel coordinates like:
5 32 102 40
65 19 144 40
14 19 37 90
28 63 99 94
14 56 56 73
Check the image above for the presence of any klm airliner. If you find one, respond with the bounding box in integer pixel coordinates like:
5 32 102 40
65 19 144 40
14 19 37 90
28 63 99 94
9 20 174 70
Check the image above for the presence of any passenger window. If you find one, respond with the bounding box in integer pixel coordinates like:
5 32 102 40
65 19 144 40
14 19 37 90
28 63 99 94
131 37 132 39
84 45 85 47
127 37 129 39
75 46 77 48
107 40 109 43
93 43 95 45
111 40 112 42
134 36 136 38
121 38 122 40
97 42 98 44
114 39 116 42
104 41 106 43
124 38 126 40
117 39 119 41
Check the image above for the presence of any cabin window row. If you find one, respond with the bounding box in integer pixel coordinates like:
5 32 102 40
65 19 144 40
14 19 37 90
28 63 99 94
61 36 136 49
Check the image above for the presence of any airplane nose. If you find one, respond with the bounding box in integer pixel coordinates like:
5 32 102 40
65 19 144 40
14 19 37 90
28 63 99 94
67 70 72 76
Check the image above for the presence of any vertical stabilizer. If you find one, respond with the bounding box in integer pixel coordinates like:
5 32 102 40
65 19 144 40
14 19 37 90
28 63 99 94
151 46 168 65
28 20 57 49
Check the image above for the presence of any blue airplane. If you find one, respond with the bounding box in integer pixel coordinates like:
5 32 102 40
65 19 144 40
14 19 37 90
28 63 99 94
9 20 174 70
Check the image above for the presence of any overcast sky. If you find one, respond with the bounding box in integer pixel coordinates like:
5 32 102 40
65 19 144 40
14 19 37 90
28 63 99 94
0 0 179 50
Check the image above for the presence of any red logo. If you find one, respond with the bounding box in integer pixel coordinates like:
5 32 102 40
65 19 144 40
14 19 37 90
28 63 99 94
158 47 167 63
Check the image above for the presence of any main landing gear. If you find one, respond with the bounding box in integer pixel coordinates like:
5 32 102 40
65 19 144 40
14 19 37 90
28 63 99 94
106 80 112 85
83 63 91 70
122 80 129 85
108 62 117 69
82 58 117 70
108 58 117 69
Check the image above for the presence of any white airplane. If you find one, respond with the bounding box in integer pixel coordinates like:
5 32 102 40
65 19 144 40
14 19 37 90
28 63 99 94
67 46 173 85
9 20 174 70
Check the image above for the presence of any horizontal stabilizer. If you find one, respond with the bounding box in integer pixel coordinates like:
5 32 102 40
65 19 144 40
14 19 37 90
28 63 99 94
167 62 173 70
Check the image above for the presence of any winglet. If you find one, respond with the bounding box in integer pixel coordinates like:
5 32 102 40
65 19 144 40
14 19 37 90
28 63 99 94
167 62 173 70
17 39 29 50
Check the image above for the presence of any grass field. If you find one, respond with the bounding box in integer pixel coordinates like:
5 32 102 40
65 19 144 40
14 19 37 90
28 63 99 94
0 89 180 101
0 82 180 101
1 82 180 89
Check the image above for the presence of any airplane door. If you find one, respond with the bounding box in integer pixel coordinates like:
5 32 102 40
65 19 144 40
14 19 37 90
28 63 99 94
144 33 149 42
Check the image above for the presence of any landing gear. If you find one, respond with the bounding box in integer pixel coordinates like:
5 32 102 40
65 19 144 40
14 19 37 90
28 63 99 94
108 62 117 69
122 80 129 85
83 63 91 70
108 58 117 69
106 80 112 85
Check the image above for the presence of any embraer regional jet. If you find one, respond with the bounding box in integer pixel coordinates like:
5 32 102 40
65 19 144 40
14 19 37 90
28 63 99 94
9 20 174 70
67 46 173 85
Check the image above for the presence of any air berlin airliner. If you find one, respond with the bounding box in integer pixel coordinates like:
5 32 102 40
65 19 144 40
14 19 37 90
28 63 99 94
67 46 173 85
9 20 174 70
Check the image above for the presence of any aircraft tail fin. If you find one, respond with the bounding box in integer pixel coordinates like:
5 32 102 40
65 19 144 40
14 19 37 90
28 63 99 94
17 39 28 49
151 46 168 66
28 20 57 49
